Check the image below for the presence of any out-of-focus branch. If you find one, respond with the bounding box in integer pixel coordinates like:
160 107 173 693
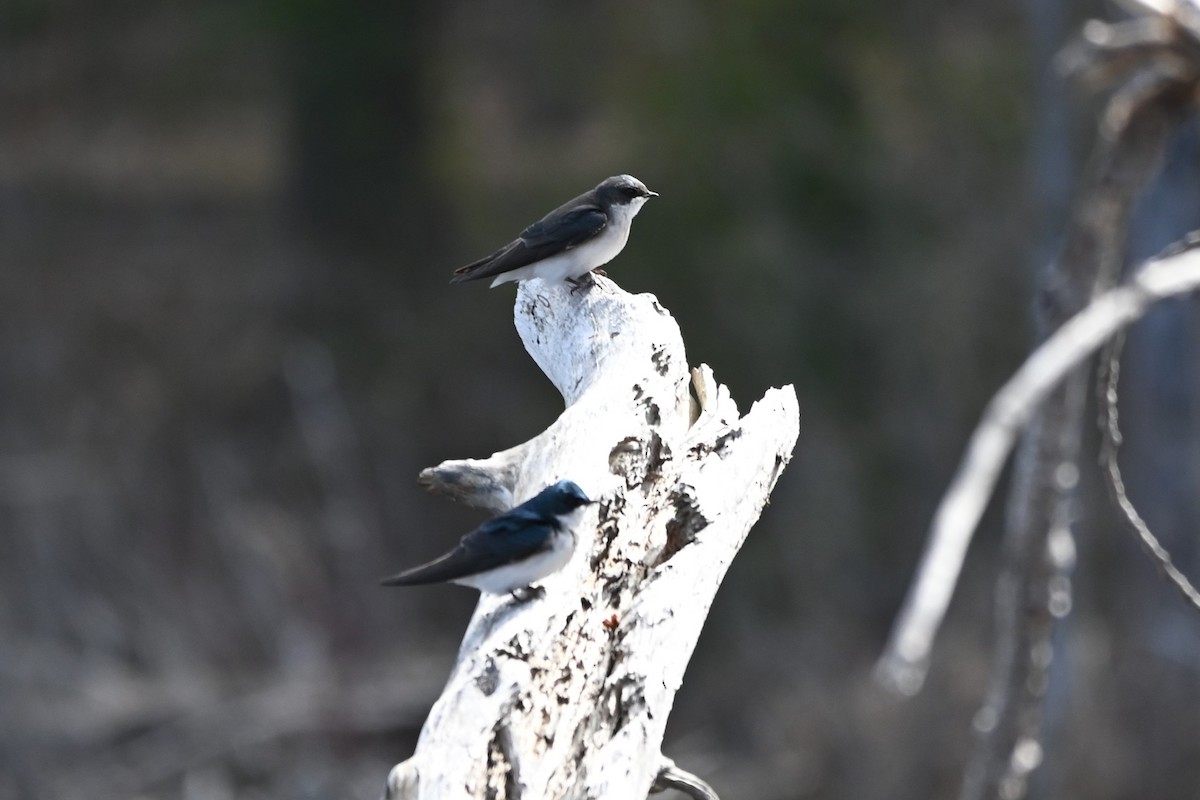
650 756 721 800
877 245 1200 693
24 653 443 800
1098 325 1200 613
879 22 1200 800
960 6 1200 796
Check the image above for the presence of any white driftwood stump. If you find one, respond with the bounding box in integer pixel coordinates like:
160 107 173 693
386 276 799 800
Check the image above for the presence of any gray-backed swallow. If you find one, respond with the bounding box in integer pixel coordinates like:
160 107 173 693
451 175 657 288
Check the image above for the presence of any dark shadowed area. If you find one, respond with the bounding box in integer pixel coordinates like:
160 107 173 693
3 1 1200 798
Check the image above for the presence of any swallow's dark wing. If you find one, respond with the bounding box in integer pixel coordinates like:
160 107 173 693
380 511 554 586
518 198 606 247
450 196 608 283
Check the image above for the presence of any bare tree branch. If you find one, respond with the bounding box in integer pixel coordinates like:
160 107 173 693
650 756 721 800
877 245 1200 693
1098 325 1200 612
960 9 1200 796
879 32 1200 795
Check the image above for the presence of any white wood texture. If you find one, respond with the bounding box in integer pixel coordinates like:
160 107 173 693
388 276 799 800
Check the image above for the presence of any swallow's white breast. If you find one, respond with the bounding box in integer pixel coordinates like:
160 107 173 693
452 528 577 594
489 197 650 287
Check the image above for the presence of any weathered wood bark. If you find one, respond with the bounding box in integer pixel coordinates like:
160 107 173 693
385 277 799 800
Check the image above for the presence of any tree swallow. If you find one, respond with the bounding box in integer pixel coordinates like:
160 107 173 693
450 175 657 288
381 480 595 594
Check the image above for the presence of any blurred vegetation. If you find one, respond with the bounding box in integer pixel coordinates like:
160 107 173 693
2 1 1199 798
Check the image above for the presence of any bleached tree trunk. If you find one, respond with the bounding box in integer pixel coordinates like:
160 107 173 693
384 277 799 800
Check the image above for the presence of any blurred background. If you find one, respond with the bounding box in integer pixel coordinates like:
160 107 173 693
4 0 1200 798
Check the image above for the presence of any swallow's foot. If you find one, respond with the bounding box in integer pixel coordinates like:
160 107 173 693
510 585 546 603
592 268 607 277
566 272 598 295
